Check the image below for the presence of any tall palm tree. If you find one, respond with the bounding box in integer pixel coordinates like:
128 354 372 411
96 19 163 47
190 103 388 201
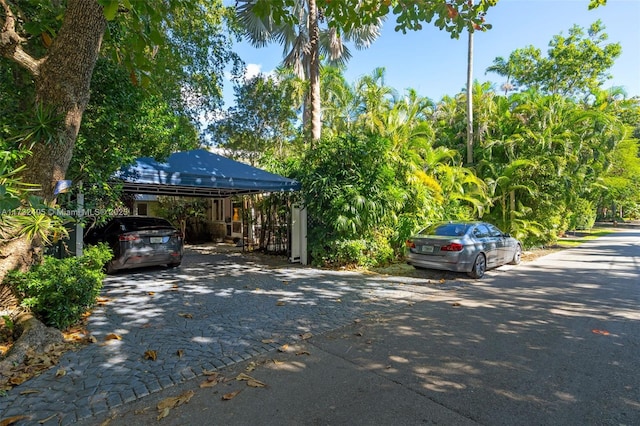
236 0 383 145
466 28 474 165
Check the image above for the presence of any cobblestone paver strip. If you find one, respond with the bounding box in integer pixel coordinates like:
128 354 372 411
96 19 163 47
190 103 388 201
0 248 459 425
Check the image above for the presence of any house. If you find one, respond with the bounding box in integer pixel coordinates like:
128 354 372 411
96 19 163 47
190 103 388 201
115 149 306 263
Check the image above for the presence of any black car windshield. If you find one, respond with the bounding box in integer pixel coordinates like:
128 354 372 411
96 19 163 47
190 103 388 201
419 223 470 237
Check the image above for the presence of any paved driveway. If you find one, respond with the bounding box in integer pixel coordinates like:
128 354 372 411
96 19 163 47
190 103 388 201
87 230 639 426
0 245 464 424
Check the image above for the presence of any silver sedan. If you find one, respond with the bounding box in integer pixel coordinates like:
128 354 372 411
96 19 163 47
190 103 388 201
406 221 522 278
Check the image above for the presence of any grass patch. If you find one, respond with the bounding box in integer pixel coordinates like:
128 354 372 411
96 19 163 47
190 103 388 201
556 229 613 248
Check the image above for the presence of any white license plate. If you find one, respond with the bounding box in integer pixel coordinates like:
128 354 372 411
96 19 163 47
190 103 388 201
420 245 434 253
149 236 164 244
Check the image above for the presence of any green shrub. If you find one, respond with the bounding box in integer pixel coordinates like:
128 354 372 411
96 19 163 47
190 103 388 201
568 198 596 230
6 244 112 329
309 235 394 268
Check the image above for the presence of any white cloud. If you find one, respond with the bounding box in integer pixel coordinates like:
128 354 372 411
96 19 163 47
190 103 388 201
244 63 262 80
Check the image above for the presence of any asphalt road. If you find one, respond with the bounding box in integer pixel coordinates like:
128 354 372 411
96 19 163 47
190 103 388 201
84 228 639 426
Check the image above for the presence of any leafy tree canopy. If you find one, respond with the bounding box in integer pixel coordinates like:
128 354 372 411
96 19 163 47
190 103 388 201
250 0 496 37
486 21 622 98
208 72 302 165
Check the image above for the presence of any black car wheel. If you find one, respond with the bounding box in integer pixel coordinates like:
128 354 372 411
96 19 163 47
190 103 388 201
105 261 117 275
168 262 181 268
509 244 522 265
468 253 486 279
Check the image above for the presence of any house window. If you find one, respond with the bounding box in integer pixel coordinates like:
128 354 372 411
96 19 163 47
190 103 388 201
137 203 148 216
212 199 224 221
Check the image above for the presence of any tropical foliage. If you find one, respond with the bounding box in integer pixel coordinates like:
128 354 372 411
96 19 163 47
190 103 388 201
234 22 638 265
6 244 112 329
0 0 638 274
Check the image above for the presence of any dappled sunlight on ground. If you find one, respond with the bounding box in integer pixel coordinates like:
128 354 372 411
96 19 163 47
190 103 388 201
2 232 637 425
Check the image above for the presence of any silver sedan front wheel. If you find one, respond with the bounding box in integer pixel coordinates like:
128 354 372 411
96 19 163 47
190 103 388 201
510 244 522 265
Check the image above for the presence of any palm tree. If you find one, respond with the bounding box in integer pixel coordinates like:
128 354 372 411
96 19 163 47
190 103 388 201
485 56 517 96
466 29 474 165
236 0 383 145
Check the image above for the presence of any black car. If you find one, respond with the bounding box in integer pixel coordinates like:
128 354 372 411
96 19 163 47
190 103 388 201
84 216 183 273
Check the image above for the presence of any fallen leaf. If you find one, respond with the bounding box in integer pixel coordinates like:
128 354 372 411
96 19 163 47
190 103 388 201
8 375 31 386
55 368 66 377
222 390 241 400
38 413 57 424
236 373 267 388
296 351 310 356
156 407 170 420
176 349 184 358
178 313 193 319
157 390 195 411
439 279 446 284
261 339 275 344
281 280 289 285
88 335 98 343
99 417 113 426
276 301 285 306
245 362 256 372
354 319 361 324
204 372 220 382
278 344 289 352
147 292 155 296
334 298 342 303
235 373 253 381
452 302 461 307
300 332 312 340
144 350 157 361
0 415 31 426
354 331 363 337
592 329 610 335
202 369 218 376
199 374 220 388
272 359 284 365
105 333 122 341
19 389 40 395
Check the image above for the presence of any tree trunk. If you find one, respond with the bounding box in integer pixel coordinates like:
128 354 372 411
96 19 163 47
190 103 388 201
0 0 106 290
307 0 321 146
22 0 106 202
466 29 474 166
510 189 516 225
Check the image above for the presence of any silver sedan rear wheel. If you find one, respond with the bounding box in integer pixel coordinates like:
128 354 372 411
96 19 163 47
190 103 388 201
468 253 486 279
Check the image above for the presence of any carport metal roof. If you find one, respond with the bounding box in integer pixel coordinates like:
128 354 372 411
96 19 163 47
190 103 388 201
113 149 301 197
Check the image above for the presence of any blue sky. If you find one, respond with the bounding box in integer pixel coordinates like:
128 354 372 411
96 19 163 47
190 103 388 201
224 0 640 105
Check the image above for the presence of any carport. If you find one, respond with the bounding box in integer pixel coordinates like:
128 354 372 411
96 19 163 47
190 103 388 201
113 149 307 263
115 148 300 197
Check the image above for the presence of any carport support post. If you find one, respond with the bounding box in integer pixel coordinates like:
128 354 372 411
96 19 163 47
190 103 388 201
300 206 307 265
290 205 307 265
75 188 84 257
